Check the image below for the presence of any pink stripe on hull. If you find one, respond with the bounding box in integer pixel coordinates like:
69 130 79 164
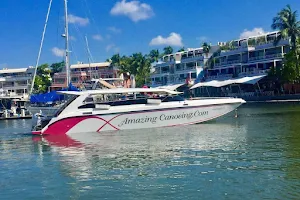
43 116 99 135
42 116 120 135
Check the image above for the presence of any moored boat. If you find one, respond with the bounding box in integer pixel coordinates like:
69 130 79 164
32 88 245 135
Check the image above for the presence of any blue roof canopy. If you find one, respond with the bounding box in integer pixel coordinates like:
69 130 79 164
30 83 79 104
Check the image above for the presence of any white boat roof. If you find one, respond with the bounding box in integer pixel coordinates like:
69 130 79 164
191 75 266 89
57 88 182 95
153 83 185 91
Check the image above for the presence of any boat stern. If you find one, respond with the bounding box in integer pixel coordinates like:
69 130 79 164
31 114 52 135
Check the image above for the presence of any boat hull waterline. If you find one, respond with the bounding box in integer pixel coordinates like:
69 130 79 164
33 102 242 135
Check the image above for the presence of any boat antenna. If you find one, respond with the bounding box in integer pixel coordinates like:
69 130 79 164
30 0 53 95
64 0 70 88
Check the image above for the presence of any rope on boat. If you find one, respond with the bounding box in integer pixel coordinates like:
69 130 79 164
30 0 53 95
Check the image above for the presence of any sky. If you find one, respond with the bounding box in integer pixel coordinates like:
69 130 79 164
0 0 299 69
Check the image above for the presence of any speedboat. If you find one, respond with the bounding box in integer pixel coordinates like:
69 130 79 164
31 88 245 135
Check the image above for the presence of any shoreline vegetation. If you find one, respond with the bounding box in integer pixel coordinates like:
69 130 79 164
33 5 300 94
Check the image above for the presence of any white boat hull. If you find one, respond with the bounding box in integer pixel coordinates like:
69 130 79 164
38 101 243 135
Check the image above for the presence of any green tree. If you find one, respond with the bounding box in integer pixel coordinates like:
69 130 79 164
272 4 300 50
282 51 300 83
149 49 160 62
50 61 65 76
109 53 132 79
130 53 151 86
163 46 173 55
33 64 52 93
202 42 211 56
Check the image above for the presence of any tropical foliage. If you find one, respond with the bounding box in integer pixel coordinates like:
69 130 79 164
108 52 151 87
149 49 160 63
202 42 211 56
270 5 300 83
50 61 65 76
272 4 300 50
163 46 173 55
33 64 52 93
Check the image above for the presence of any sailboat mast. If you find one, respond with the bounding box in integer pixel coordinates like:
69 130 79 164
64 0 70 87
84 35 92 79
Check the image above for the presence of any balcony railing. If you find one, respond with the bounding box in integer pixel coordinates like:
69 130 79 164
249 53 283 61
227 60 241 64
214 60 240 67
239 69 269 77
205 74 233 81
248 55 265 61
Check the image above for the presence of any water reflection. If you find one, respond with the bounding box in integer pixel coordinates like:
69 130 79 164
2 104 300 199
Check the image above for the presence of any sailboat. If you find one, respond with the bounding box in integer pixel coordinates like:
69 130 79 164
27 0 75 117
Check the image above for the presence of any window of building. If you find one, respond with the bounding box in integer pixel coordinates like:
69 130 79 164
55 78 65 84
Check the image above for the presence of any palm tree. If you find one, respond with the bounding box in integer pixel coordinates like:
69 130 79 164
149 49 160 63
163 46 173 55
131 53 151 86
202 42 211 57
272 4 300 50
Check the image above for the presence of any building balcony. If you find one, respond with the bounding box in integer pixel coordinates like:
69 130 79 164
254 39 289 50
2 85 28 90
156 60 175 67
220 46 255 57
174 68 197 74
0 75 32 82
239 69 269 77
51 83 67 88
248 53 284 62
227 60 241 64
161 71 170 75
214 60 242 68
205 74 233 81
180 56 204 63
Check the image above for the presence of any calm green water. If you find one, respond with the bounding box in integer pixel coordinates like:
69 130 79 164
1 103 300 199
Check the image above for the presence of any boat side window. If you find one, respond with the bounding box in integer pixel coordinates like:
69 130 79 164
161 95 184 102
78 97 148 109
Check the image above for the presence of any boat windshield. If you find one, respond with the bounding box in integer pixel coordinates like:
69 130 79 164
54 95 78 117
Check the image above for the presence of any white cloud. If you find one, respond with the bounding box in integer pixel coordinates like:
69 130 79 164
106 44 119 53
51 47 64 57
67 14 89 26
108 26 122 33
92 34 103 41
110 0 154 22
106 44 116 52
240 28 266 39
149 32 183 46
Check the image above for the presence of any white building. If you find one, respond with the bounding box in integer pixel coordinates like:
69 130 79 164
150 46 219 87
0 67 34 99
